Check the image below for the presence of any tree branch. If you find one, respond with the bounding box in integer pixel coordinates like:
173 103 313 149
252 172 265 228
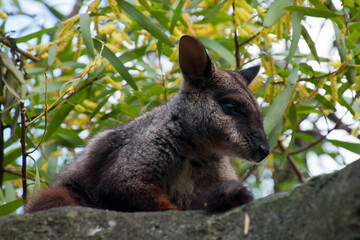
0 121 3 187
19 100 28 204
3 169 48 185
232 1 240 69
240 164 259 182
0 36 40 62
64 0 82 20
278 140 307 183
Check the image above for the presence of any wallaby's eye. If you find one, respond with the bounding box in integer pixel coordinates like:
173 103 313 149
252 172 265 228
221 101 242 116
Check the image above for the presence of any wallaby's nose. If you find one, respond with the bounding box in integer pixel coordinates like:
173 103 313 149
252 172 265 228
258 143 270 160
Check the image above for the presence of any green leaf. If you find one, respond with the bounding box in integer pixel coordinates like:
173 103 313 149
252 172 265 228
4 147 22 166
118 103 139 117
343 0 354 7
283 6 341 18
0 52 26 94
138 0 151 11
57 128 85 147
47 156 58 179
47 44 57 66
34 164 41 191
333 22 355 84
328 140 360 155
202 0 228 22
93 38 138 90
170 0 186 33
16 27 57 43
301 26 320 63
32 81 67 93
45 104 73 140
119 46 148 63
89 97 109 119
5 181 16 202
264 66 298 135
264 85 294 135
0 198 23 216
150 10 170 30
116 0 174 47
268 118 283 150
263 0 293 28
198 37 236 66
80 13 95 59
287 65 300 85
286 13 302 66
188 0 202 10
345 38 356 49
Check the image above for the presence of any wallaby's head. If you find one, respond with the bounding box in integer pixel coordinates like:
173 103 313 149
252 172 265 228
178 35 269 163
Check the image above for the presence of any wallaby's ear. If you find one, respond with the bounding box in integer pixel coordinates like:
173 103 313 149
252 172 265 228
179 35 212 86
238 65 260 85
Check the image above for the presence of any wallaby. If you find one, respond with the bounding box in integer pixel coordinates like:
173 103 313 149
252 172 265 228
25 35 270 213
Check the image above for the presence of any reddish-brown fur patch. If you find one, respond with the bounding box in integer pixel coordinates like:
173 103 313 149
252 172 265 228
149 185 178 211
25 187 79 213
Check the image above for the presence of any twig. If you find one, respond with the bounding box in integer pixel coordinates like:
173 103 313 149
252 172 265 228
3 169 48 185
237 31 262 50
64 0 82 20
26 73 48 155
290 134 327 155
232 1 240 69
19 100 28 203
0 36 40 62
289 112 344 155
278 140 307 183
240 164 259 182
0 121 3 187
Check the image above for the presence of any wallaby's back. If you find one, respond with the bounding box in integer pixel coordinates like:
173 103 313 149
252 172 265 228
25 35 269 213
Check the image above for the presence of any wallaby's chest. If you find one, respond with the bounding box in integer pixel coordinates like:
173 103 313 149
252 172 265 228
168 159 220 209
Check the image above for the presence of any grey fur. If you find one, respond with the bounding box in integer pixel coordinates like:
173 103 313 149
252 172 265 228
29 35 269 212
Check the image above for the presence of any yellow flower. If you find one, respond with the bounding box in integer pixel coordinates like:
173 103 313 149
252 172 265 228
108 0 121 19
346 53 352 62
275 19 283 40
150 41 157 51
88 0 101 12
118 90 126 102
99 22 116 35
61 14 80 28
0 9 8 19
308 77 326 100
169 48 178 62
267 153 275 173
330 74 338 106
236 0 253 14
51 150 64 157
105 76 122 90
119 13 132 25
83 100 98 109
298 83 309 99
329 60 342 68
75 104 86 113
351 127 359 137
248 75 264 93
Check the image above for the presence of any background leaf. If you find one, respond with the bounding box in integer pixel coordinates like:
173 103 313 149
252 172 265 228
80 13 95 59
263 0 293 28
116 0 174 47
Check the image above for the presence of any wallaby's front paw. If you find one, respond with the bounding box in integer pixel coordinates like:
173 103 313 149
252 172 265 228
191 181 254 213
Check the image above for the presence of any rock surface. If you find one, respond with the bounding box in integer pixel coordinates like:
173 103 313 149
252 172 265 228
1 160 359 240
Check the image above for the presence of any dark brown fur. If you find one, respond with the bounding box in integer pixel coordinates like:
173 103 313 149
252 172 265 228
25 35 269 213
